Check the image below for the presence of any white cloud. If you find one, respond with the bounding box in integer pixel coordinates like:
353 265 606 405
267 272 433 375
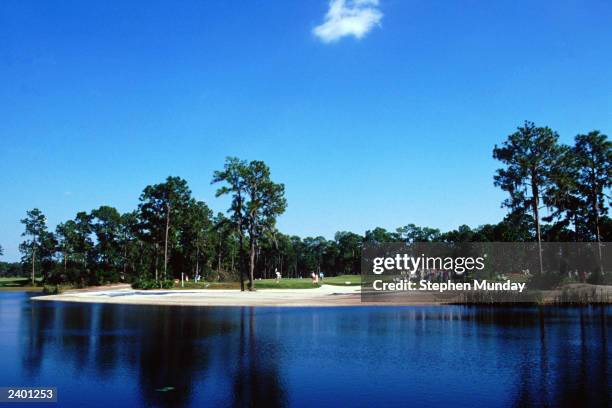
313 0 383 43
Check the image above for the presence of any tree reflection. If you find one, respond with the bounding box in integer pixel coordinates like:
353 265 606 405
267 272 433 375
10 295 611 408
231 307 286 407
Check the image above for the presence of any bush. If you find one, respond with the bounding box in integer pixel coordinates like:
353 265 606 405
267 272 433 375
93 268 121 285
528 272 564 290
131 278 175 290
42 285 60 295
587 270 612 285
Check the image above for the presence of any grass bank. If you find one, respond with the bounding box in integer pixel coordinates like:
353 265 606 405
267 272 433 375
177 275 361 290
1 275 361 293
0 277 43 292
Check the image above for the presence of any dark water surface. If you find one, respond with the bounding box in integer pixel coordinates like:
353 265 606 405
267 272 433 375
0 292 610 407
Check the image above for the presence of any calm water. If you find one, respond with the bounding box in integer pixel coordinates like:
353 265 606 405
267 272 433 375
0 292 610 408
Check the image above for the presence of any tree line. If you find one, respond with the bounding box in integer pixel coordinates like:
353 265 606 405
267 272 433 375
7 123 611 288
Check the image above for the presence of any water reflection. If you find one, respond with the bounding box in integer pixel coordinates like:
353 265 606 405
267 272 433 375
232 308 286 408
0 292 609 407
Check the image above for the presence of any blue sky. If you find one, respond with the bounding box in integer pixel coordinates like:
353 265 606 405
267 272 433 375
1 0 611 261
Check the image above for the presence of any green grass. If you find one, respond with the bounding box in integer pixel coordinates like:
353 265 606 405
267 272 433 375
0 277 43 292
179 281 241 290
320 275 361 286
176 275 361 290
254 278 321 289
179 278 317 290
0 274 361 292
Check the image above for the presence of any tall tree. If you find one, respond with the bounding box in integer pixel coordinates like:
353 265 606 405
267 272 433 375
334 231 362 274
213 158 286 290
573 131 612 273
55 220 79 278
302 236 329 273
544 145 586 240
396 224 440 243
211 212 240 281
493 121 563 274
242 160 287 290
90 206 123 277
439 225 474 243
213 157 249 291
181 200 213 279
74 211 94 282
139 176 192 281
20 209 48 285
364 227 398 244
120 211 142 280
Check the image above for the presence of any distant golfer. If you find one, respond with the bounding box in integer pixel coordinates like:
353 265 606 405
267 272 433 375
319 271 324 281
275 268 281 282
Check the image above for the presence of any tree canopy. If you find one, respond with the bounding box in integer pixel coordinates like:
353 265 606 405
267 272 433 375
12 128 611 286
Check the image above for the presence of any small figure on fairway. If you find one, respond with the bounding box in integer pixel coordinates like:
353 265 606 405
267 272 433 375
319 271 324 282
311 272 319 285
275 268 281 282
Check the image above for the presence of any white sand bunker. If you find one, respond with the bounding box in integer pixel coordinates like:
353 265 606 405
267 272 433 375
33 285 364 307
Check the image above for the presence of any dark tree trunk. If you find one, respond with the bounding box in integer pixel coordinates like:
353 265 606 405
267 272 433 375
217 231 222 275
154 242 159 282
31 245 36 286
574 213 579 242
248 230 255 291
588 161 604 275
195 244 200 278
593 191 604 275
238 229 246 291
530 167 544 274
163 203 170 281
123 234 127 277
235 193 246 292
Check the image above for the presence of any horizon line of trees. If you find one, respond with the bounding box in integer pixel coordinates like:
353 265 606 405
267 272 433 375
3 122 611 287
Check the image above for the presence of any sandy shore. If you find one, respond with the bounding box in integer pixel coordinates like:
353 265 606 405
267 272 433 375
32 285 448 307
31 283 612 307
32 284 378 307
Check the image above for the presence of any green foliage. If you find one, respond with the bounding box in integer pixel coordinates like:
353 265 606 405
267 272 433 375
20 209 56 283
396 224 441 243
587 269 612 285
333 231 362 274
9 135 610 290
131 278 175 290
0 277 32 288
0 262 24 277
573 131 612 240
528 272 565 290
493 121 564 242
42 284 60 294
90 206 123 270
138 176 194 280
213 157 287 290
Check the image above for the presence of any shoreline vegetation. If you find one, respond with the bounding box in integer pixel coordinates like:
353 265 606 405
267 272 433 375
3 275 610 306
30 280 612 307
0 277 43 292
1 122 611 300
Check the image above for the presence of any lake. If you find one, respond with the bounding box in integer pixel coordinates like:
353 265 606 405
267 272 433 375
0 292 610 407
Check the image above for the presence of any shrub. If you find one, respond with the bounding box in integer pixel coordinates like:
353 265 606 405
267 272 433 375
42 285 60 295
528 272 564 290
587 270 612 285
131 278 175 290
